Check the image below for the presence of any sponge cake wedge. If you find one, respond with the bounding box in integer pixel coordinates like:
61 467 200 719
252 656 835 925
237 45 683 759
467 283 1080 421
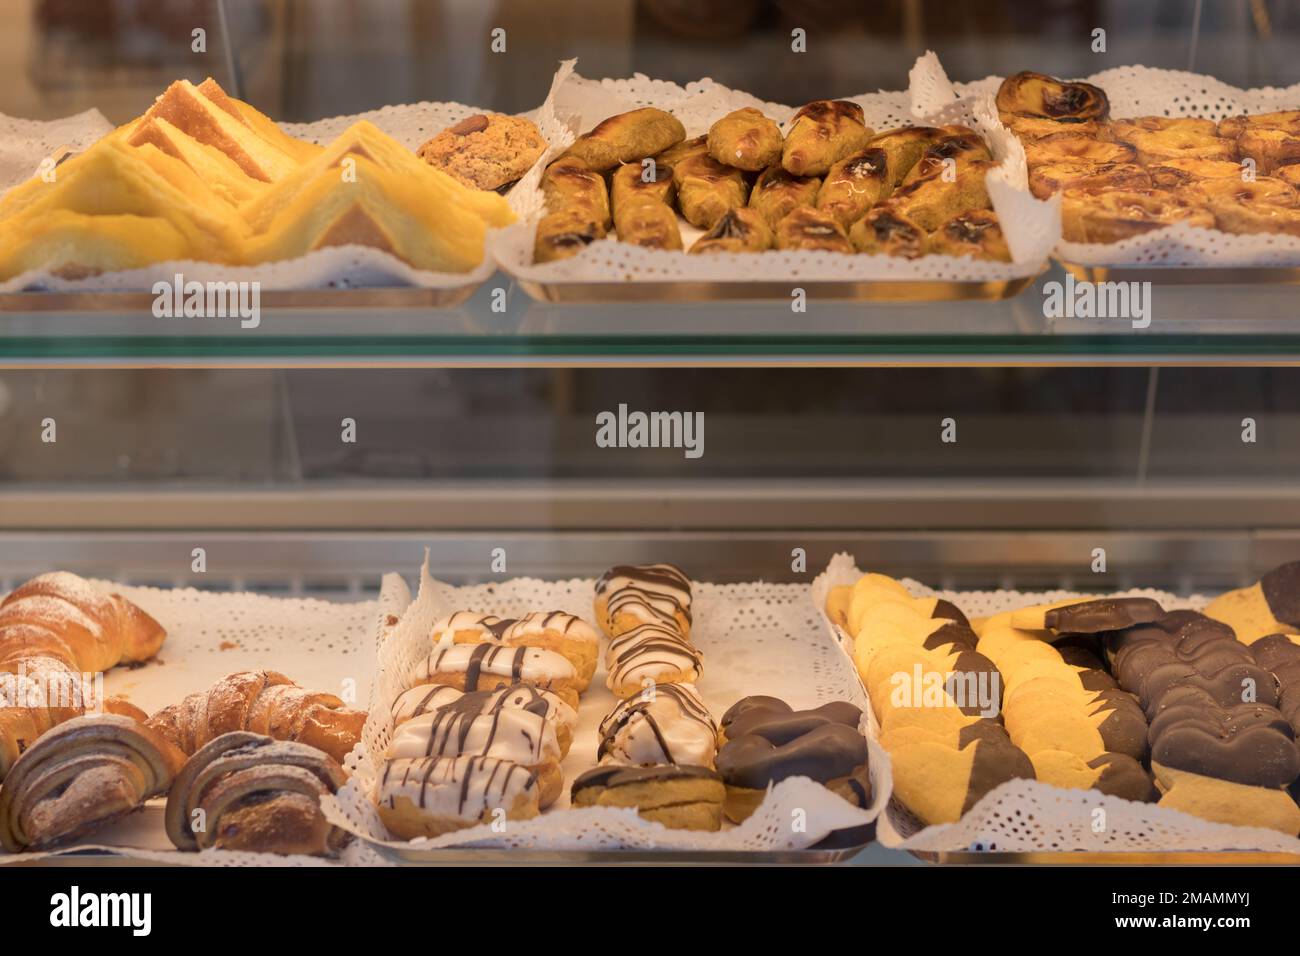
124 116 267 206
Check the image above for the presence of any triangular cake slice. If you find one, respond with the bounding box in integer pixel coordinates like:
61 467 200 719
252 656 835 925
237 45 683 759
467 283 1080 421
0 210 191 281
124 116 267 206
137 79 299 182
195 77 322 164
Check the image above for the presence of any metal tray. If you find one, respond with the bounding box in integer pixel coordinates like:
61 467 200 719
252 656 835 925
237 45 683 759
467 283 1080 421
515 274 1041 304
1060 262 1300 286
0 284 482 313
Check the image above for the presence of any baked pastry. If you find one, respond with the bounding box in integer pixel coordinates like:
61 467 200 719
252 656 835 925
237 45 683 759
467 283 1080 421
598 682 719 767
566 108 686 171
815 148 890 226
144 670 366 765
165 731 349 856
377 755 540 838
928 210 1012 261
1005 115 1106 142
1236 126 1300 175
605 622 704 698
594 563 693 638
748 165 822 227
866 126 947 187
995 71 1110 123
1059 188 1215 243
386 699 563 807
533 207 608 263
672 151 749 229
1024 136 1135 168
1028 161 1152 199
570 764 724 831
707 107 783 171
434 610 600 687
1205 561 1300 644
0 571 165 782
690 207 774 254
886 733 1035 826
615 201 684 251
714 696 870 823
1183 176 1300 236
416 113 547 191
1145 157 1243 188
848 206 927 258
654 134 708 169
0 714 184 851
411 642 581 709
781 100 872 177
389 682 577 757
899 127 994 188
774 206 853 253
888 159 995 231
612 159 676 208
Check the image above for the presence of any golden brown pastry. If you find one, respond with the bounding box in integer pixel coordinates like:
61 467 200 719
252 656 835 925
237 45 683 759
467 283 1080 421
707 107 783 171
571 764 724 831
377 755 540 838
415 113 547 191
1111 118 1237 166
774 206 853 254
748 165 821 227
1028 162 1152 199
1005 115 1107 142
165 731 349 856
1024 136 1136 168
0 714 184 851
1183 176 1300 235
690 207 773 254
1277 165 1300 189
1146 157 1243 189
1060 188 1216 243
927 210 1012 261
815 148 890 226
1237 126 1300 175
849 206 927 258
996 71 1110 123
567 108 686 171
1219 109 1300 140
534 208 607 263
611 161 682 250
594 563 693 639
655 134 708 169
541 156 611 227
889 159 995 231
673 152 749 229
867 126 946 186
782 100 872 177
145 670 366 765
0 571 165 783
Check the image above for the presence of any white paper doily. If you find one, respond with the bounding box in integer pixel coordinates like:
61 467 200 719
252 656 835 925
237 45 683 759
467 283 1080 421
492 55 1056 286
0 70 571 294
0 574 407 867
918 54 1300 268
323 554 887 854
812 552 1300 854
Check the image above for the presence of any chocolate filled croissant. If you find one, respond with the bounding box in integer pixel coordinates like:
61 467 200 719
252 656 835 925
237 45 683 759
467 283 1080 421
567 107 686 171
0 714 184 851
534 208 607 263
816 147 890 226
774 206 853 253
996 71 1110 123
165 731 349 856
782 100 872 177
928 209 1012 261
849 206 927 258
748 165 821 227
690 207 773 254
707 107 783 171
673 151 749 229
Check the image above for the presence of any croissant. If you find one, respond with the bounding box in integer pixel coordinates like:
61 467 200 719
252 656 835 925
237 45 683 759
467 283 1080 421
0 713 184 851
0 571 166 781
165 731 349 856
145 670 366 764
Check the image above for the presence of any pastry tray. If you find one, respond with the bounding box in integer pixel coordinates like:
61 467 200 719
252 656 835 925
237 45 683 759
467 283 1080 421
514 273 1042 304
1059 262 1300 287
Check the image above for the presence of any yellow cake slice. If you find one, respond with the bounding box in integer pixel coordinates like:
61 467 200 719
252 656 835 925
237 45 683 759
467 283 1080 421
123 116 267 206
194 77 322 165
0 211 190 281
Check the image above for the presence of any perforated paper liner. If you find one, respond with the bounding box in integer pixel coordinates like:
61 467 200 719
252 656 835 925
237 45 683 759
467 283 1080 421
812 553 1300 854
491 54 1057 287
0 575 408 867
0 67 573 295
322 554 887 854
915 54 1300 268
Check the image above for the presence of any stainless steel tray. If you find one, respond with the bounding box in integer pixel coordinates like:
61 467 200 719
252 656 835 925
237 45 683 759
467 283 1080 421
515 274 1041 304
0 284 482 313
1061 262 1300 286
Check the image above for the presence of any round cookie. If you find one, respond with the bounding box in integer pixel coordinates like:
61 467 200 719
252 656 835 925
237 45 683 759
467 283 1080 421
416 113 547 192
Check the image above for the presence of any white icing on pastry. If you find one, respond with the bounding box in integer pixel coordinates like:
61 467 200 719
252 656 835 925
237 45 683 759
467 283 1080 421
378 755 535 819
598 682 718 767
430 611 512 645
604 621 703 690
414 642 576 687
387 706 558 765
390 682 577 730
503 610 600 645
595 564 693 630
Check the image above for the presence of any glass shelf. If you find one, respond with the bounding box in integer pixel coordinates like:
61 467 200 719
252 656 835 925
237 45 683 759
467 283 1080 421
5 262 1300 364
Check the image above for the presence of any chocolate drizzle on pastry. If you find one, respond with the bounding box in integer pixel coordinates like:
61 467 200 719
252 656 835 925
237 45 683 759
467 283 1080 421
595 563 694 629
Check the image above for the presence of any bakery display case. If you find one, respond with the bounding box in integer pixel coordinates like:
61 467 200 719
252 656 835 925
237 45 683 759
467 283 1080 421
5 0 1300 900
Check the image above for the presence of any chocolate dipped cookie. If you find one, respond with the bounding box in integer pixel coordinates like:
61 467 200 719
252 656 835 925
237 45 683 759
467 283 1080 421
570 764 724 831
